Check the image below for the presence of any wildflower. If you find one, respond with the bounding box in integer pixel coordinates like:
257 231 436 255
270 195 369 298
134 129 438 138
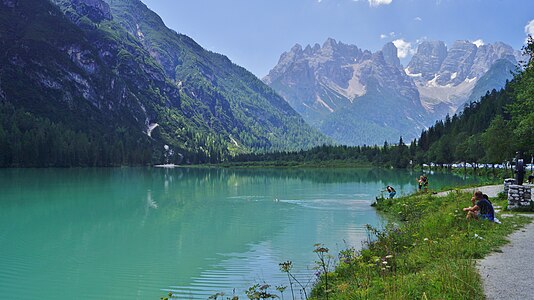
382 261 388 265
279 261 293 272
385 255 393 259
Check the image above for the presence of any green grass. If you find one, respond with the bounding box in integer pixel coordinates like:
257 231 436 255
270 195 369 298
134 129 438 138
310 190 532 300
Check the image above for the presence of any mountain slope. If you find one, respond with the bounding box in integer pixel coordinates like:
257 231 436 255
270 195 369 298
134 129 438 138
102 0 326 151
407 40 519 118
266 38 520 146
264 39 428 146
0 0 161 165
0 0 326 166
460 58 517 112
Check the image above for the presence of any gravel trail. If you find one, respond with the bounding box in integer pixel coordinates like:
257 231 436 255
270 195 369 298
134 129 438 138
477 219 534 300
435 184 503 198
466 184 534 300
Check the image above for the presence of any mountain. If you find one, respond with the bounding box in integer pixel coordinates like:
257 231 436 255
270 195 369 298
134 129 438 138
102 0 328 150
264 39 428 146
265 38 520 145
0 0 326 166
461 58 517 112
406 40 520 117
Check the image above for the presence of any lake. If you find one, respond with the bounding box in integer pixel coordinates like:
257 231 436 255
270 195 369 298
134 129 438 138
0 167 483 299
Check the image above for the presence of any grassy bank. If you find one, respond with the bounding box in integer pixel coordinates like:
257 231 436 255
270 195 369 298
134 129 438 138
310 191 532 299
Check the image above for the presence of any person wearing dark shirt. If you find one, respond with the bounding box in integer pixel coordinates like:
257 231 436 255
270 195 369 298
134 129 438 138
386 186 396 199
463 191 495 221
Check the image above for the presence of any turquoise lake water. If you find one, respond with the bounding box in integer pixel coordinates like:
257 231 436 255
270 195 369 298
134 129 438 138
0 168 484 299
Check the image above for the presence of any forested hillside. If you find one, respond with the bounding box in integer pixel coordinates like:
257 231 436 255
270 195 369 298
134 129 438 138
232 38 534 167
0 0 326 167
418 38 533 166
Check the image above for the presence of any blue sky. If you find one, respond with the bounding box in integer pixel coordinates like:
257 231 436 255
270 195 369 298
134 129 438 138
141 0 534 78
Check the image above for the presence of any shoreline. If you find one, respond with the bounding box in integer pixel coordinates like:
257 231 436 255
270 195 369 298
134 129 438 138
309 184 533 299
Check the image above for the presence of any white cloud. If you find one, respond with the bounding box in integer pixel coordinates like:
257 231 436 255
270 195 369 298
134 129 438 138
414 16 422 21
472 39 484 47
380 32 396 39
368 0 392 7
525 19 534 42
393 39 415 58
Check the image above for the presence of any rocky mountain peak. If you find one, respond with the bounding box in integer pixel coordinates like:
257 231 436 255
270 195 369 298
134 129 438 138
291 43 303 54
264 39 429 145
435 40 477 84
322 37 338 49
319 38 339 58
381 42 401 68
406 40 447 80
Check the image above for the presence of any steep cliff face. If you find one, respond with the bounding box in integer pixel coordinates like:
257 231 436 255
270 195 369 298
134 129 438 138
406 41 448 81
1 0 153 133
0 0 326 166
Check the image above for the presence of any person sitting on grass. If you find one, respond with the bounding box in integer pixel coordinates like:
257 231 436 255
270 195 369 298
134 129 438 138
463 191 495 221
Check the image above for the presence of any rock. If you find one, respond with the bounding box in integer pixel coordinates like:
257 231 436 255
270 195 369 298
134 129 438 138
382 42 401 69
71 0 113 22
407 40 448 81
